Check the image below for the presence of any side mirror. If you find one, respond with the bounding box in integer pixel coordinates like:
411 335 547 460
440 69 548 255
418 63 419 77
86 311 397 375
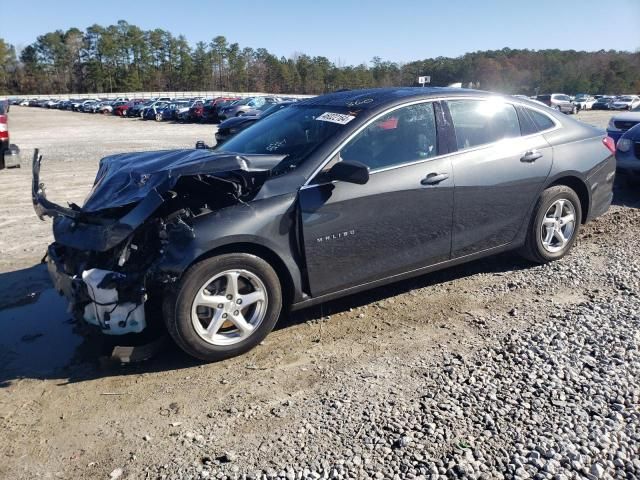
328 160 370 185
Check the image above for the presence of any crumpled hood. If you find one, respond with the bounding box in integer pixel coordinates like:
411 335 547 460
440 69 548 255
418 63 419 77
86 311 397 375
82 149 285 212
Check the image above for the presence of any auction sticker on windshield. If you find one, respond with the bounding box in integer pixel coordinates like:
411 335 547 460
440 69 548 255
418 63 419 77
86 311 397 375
315 112 356 125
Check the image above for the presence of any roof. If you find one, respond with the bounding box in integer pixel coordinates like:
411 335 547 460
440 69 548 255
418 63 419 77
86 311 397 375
296 87 488 110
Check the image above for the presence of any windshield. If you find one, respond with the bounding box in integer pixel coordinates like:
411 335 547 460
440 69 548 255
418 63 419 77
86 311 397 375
619 96 634 101
215 105 356 174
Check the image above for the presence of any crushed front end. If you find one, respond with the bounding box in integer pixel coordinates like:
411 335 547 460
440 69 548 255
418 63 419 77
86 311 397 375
32 148 282 336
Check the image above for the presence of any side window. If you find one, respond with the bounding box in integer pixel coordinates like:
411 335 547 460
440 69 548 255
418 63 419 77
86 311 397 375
447 100 521 150
340 102 437 170
526 108 556 132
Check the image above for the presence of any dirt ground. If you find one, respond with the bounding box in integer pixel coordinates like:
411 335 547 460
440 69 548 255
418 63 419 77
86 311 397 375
0 106 636 479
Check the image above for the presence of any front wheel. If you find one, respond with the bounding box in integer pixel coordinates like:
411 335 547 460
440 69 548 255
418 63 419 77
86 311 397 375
165 253 283 362
521 185 582 263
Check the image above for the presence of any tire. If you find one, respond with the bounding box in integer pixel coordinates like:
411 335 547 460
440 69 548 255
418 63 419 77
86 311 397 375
521 185 582 264
155 113 162 121
165 253 283 362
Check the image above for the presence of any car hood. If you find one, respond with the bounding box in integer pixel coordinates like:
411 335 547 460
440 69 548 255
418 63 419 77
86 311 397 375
219 116 258 129
32 149 287 251
84 149 286 212
34 149 286 214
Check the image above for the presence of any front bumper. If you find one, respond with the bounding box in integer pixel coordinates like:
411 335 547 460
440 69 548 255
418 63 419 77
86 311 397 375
615 147 640 174
47 243 147 335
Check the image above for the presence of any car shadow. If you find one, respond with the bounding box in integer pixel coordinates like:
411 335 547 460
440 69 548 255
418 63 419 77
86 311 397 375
0 178 633 387
0 250 531 388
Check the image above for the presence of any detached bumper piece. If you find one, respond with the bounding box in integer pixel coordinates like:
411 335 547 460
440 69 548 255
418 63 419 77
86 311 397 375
47 245 147 335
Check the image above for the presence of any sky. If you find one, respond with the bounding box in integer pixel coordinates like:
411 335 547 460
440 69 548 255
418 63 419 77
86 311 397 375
2 0 639 65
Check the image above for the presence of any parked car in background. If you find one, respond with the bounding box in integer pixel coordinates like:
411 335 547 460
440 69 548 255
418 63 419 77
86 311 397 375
0 100 7 168
214 101 295 145
82 100 100 113
573 94 597 111
615 122 640 179
19 99 30 106
142 101 170 120
610 95 640 111
114 100 142 117
201 97 241 123
536 94 577 114
34 88 615 361
162 100 191 121
607 105 640 143
60 99 75 110
218 96 282 120
592 97 617 110
101 101 127 114
127 100 153 117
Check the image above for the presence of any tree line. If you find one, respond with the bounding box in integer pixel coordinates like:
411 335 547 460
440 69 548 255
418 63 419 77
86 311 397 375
0 20 639 96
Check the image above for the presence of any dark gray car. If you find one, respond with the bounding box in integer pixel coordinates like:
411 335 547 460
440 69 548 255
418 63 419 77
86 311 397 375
33 87 615 361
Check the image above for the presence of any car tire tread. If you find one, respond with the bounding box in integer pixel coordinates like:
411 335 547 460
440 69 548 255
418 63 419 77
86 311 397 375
520 185 582 264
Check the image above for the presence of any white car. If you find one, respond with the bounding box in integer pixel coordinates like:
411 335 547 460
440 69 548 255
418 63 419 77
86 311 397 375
611 95 640 111
573 95 597 110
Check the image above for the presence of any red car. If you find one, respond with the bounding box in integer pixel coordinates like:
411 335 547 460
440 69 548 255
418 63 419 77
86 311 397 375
0 100 8 170
114 99 144 117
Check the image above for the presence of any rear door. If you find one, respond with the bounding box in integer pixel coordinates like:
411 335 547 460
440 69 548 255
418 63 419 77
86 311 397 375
299 101 454 297
445 99 553 258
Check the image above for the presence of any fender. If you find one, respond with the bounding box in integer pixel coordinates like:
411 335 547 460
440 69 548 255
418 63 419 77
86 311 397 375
154 192 308 303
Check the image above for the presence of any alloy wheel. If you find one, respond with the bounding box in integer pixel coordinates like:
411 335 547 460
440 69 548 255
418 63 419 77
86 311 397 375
190 269 268 346
540 199 576 253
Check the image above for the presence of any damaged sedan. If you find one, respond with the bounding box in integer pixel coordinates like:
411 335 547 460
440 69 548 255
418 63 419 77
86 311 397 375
33 87 616 361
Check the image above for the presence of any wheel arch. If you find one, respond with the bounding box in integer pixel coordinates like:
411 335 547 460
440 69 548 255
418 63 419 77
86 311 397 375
547 175 590 223
186 242 297 308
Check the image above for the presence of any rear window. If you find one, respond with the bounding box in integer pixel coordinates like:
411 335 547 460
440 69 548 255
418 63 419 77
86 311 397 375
526 108 556 132
447 99 521 150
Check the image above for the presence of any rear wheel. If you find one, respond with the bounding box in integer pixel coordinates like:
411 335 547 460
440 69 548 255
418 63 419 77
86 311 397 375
165 254 282 361
155 113 163 121
521 185 582 263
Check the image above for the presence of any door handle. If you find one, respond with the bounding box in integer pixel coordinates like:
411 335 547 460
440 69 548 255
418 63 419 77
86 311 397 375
521 150 543 163
421 172 449 185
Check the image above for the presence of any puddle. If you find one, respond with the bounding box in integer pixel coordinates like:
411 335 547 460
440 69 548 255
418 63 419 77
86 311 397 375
0 289 86 378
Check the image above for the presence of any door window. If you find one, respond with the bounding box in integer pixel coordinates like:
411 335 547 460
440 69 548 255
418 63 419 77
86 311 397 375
447 99 521 150
340 102 438 170
526 108 556 132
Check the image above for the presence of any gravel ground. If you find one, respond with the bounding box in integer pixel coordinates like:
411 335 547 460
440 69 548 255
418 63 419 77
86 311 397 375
0 107 639 480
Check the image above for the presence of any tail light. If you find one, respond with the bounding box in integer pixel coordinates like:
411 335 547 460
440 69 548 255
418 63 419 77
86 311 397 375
0 114 8 140
602 136 616 154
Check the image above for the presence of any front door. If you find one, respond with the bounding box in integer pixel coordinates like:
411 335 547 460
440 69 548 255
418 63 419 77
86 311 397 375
299 102 454 297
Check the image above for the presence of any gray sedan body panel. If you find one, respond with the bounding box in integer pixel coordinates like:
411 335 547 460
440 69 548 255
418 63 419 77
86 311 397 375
37 87 615 317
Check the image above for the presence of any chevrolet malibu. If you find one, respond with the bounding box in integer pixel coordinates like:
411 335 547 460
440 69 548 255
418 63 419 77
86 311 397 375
33 88 616 361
